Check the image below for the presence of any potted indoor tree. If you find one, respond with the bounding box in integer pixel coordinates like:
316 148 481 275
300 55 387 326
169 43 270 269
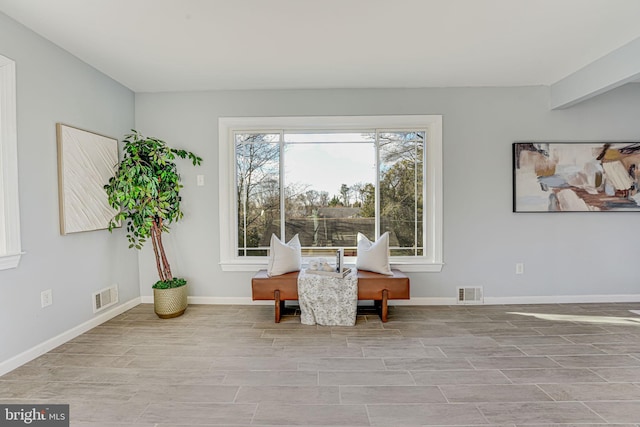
104 130 202 318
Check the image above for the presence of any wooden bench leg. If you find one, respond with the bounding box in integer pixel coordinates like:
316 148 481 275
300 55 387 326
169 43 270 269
373 299 382 317
381 289 389 323
274 290 282 323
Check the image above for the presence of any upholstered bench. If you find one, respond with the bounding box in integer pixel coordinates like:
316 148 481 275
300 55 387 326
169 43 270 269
251 269 410 323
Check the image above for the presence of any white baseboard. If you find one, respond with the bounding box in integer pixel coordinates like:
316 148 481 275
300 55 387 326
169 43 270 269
189 296 273 305
140 295 273 305
404 295 640 306
139 294 640 307
484 294 640 305
0 297 141 377
406 295 640 306
141 296 448 306
141 295 452 306
387 297 454 305
392 295 640 306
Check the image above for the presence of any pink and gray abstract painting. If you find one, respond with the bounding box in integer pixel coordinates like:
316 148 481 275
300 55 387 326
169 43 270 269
513 142 640 212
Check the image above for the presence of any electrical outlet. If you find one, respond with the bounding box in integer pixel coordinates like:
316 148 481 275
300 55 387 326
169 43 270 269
515 263 524 275
41 289 52 308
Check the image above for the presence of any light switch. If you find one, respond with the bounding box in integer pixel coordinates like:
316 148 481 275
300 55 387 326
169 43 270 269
197 175 205 186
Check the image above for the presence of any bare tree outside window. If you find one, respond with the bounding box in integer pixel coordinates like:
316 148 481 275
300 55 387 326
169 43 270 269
379 131 425 256
235 130 425 258
235 133 280 256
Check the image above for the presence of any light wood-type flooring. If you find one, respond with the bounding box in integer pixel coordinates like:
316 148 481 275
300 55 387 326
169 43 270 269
3 302 640 426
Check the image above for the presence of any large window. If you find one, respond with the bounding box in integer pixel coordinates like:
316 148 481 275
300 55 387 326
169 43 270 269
219 115 442 272
0 54 22 270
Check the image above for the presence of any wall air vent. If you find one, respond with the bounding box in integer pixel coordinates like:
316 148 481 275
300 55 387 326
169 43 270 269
457 287 483 304
93 285 118 313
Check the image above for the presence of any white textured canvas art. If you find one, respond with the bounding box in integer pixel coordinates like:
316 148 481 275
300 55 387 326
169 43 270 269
57 123 119 234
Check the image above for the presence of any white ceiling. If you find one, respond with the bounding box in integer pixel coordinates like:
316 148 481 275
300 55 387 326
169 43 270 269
1 0 640 93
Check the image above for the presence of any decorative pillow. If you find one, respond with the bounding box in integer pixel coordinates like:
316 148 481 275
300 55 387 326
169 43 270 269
267 234 302 276
355 232 393 275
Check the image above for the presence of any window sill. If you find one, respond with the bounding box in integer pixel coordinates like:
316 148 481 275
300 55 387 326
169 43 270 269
0 252 24 271
220 260 443 273
390 262 444 273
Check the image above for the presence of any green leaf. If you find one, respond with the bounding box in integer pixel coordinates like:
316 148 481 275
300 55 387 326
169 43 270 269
104 130 201 280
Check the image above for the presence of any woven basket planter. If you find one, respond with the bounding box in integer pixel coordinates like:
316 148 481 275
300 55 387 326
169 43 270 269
153 284 188 319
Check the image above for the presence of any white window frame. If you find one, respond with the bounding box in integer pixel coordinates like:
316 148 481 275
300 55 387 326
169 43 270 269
0 55 22 270
219 115 443 273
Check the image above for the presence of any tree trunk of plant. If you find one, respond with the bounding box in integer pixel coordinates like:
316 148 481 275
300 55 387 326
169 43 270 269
152 218 173 282
150 223 166 282
150 219 173 283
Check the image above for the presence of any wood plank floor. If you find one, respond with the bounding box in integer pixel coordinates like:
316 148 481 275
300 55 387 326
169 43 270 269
3 302 640 426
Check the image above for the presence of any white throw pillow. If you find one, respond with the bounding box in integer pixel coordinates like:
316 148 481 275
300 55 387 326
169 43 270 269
356 232 393 275
267 234 302 276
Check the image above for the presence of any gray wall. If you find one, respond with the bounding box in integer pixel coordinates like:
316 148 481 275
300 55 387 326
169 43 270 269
135 85 640 302
0 13 138 363
2 6 640 368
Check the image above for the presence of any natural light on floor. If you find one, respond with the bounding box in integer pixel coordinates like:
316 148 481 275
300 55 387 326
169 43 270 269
508 310 640 326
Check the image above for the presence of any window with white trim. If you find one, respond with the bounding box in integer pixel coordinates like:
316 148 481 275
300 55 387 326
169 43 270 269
0 54 22 270
219 115 442 272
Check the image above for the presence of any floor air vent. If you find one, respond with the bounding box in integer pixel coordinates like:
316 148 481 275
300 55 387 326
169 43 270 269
93 285 118 313
457 287 483 304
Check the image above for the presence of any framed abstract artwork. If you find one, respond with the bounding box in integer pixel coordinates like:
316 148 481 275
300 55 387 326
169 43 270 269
513 142 640 212
56 123 119 234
